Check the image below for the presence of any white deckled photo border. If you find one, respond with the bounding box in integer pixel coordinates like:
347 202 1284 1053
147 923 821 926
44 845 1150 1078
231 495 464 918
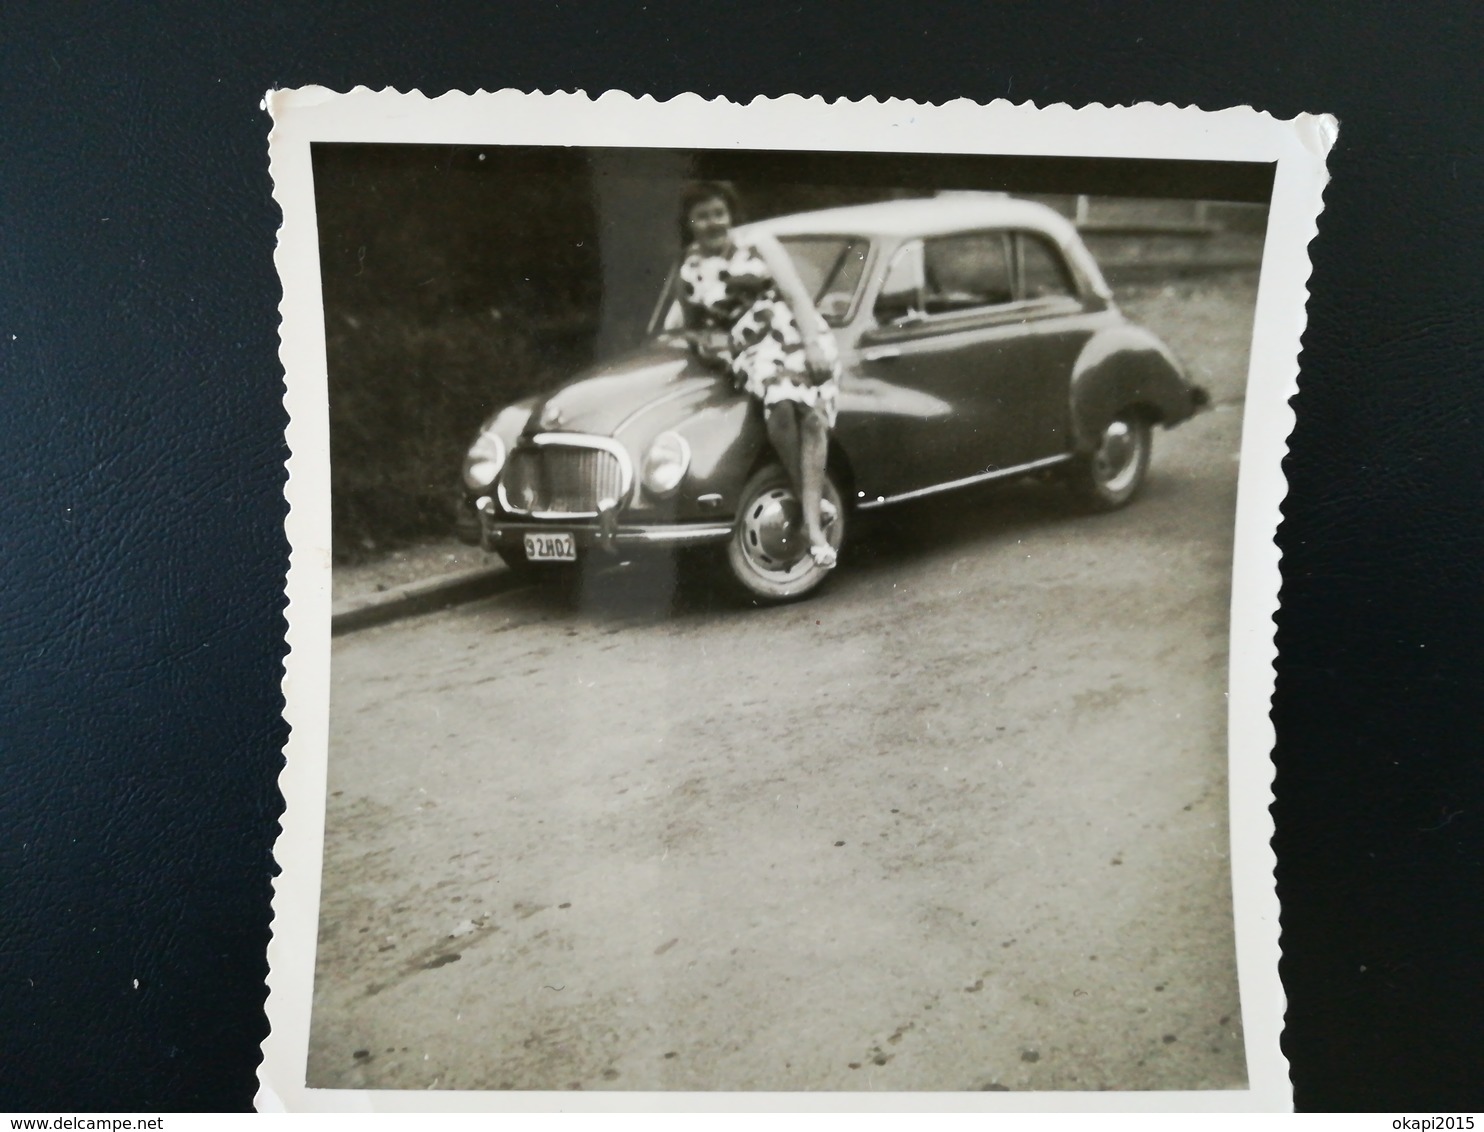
263 88 1333 1113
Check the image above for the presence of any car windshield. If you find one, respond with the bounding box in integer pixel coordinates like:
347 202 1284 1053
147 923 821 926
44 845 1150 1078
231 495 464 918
654 235 870 333
779 236 870 323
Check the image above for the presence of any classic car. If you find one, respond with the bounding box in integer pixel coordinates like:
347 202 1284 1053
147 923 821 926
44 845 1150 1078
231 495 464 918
457 193 1208 601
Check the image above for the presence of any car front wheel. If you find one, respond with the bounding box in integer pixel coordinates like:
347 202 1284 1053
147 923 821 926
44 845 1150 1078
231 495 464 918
724 464 846 602
1068 412 1152 511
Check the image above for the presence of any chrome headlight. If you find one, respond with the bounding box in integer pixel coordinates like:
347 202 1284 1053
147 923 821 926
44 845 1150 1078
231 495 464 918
461 429 506 491
640 431 691 496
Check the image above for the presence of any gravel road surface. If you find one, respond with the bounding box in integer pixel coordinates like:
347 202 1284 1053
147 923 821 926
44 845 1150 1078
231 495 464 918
307 276 1256 1093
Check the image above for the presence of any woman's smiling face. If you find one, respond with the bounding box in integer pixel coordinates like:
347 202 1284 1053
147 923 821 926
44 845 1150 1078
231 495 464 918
687 195 732 254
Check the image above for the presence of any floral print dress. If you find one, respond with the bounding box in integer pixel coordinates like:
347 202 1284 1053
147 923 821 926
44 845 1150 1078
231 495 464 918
679 241 840 426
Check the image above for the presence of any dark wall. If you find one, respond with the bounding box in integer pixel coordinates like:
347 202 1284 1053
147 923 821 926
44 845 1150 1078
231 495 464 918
314 144 602 321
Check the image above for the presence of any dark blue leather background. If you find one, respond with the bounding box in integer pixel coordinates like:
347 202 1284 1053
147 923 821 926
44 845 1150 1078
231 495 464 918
2 0 1479 1112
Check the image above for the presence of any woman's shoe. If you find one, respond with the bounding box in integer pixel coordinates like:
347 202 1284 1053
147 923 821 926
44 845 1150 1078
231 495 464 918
809 543 838 569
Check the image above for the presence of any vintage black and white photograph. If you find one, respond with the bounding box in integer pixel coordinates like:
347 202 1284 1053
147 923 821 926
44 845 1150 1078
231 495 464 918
263 91 1330 1111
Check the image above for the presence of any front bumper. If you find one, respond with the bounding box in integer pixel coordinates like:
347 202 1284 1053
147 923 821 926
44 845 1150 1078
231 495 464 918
474 496 732 555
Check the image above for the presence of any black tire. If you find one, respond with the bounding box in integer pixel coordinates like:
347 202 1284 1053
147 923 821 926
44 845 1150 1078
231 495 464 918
1067 412 1153 511
723 464 846 603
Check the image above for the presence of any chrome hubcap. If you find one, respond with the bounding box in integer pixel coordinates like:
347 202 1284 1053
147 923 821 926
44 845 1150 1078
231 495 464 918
738 489 839 578
1093 420 1142 493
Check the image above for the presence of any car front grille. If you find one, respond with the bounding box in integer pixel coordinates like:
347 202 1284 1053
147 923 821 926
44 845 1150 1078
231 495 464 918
500 439 628 517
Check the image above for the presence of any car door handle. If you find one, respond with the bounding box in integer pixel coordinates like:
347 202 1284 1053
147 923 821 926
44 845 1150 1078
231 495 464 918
860 345 902 362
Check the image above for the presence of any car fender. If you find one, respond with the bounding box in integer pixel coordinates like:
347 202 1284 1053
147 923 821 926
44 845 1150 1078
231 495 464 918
455 397 540 544
653 397 769 520
660 399 864 521
480 396 539 449
1069 324 1202 451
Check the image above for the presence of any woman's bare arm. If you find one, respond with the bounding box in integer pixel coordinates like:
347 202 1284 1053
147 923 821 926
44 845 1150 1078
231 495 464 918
750 233 835 383
750 233 826 344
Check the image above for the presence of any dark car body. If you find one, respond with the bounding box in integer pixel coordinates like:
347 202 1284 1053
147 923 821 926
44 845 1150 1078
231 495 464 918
458 194 1206 599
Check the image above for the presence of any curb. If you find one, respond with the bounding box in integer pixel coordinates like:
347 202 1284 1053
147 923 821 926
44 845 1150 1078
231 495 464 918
331 562 518 636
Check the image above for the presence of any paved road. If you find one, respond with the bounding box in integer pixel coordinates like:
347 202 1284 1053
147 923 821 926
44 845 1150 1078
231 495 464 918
308 280 1255 1093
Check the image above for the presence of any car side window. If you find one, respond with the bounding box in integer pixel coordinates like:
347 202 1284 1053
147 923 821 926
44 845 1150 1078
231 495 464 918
1017 233 1077 300
922 233 1014 314
873 241 926 324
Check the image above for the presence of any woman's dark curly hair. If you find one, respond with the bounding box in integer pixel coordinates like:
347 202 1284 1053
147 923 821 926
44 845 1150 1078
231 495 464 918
677 180 742 247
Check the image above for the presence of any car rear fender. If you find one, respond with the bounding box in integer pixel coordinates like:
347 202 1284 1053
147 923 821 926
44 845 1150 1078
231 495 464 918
1069 324 1201 452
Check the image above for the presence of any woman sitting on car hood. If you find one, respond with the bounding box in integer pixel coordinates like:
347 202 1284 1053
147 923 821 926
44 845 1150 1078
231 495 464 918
674 180 842 569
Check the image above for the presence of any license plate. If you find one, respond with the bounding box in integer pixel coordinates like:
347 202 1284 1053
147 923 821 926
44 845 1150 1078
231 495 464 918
523 532 576 562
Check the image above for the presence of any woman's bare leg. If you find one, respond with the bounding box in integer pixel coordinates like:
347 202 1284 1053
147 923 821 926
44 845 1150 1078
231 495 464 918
766 401 832 562
765 402 803 495
798 405 830 550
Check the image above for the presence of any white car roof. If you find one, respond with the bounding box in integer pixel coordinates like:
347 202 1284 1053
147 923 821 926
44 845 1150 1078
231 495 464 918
738 193 1111 300
738 193 1077 242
